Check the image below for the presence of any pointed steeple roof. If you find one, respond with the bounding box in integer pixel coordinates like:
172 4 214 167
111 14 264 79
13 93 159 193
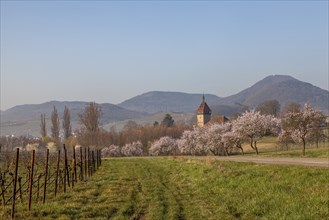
197 95 211 114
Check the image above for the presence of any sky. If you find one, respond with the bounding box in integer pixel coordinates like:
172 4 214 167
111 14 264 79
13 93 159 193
1 0 328 110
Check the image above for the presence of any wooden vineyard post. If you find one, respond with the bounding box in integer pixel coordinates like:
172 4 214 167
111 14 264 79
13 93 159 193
37 175 41 201
11 148 19 220
90 148 93 176
96 150 99 170
80 147 83 181
99 150 102 166
1 179 5 208
43 148 49 204
93 150 96 171
64 145 70 188
92 151 95 174
73 146 77 183
28 150 35 210
98 149 100 166
54 150 60 197
84 147 87 179
59 170 63 190
87 147 90 177
95 150 98 169
71 157 74 188
63 145 67 192
98 150 101 166
18 177 23 203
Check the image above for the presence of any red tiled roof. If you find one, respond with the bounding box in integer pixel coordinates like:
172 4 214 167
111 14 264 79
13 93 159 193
212 115 229 123
197 101 211 114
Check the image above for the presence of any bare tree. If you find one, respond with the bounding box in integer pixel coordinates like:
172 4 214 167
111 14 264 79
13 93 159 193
79 102 102 132
308 113 326 148
78 102 102 146
40 113 47 138
51 106 60 143
282 102 301 114
256 99 281 116
62 106 72 139
123 120 139 131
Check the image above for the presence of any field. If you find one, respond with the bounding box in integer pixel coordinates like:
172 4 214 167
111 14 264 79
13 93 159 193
242 136 329 158
9 157 329 220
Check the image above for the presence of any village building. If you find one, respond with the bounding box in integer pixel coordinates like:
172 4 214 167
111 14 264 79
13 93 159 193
197 95 212 127
210 115 229 124
196 95 229 127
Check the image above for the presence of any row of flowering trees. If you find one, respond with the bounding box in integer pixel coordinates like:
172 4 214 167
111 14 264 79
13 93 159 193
101 110 275 157
102 141 144 157
150 110 280 156
101 104 326 157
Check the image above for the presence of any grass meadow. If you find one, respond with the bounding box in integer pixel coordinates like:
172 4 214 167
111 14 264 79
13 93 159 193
6 157 328 220
242 136 329 158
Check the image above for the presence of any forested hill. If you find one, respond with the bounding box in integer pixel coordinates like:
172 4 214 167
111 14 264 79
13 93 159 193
217 75 328 110
119 75 328 114
119 91 222 114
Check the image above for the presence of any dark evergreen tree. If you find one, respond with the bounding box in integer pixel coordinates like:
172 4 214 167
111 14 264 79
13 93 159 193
161 114 174 127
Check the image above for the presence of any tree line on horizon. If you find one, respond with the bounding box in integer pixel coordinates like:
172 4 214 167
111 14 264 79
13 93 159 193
0 99 327 157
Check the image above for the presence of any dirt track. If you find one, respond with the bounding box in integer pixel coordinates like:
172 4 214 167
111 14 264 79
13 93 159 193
212 156 329 168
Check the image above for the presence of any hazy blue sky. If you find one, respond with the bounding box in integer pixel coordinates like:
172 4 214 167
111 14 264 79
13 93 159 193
1 1 328 110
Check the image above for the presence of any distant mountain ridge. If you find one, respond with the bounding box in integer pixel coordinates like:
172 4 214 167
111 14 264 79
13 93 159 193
1 75 328 136
119 91 221 114
118 75 328 114
217 75 328 110
1 101 146 124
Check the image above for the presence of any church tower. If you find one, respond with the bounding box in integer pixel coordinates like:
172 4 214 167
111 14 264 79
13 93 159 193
197 95 212 127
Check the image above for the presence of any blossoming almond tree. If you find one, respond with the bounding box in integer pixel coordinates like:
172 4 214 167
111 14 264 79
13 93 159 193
277 130 294 150
232 110 280 155
101 145 121 157
121 141 143 157
221 131 244 155
149 136 179 156
201 123 232 156
280 104 324 155
178 123 241 156
178 127 201 155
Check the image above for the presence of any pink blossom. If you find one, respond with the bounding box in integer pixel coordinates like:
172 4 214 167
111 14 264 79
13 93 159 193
149 136 179 156
101 145 121 157
121 141 143 157
232 110 279 154
279 103 324 155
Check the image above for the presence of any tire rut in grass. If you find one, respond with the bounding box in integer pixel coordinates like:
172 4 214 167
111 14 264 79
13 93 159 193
111 159 187 219
144 160 186 220
159 176 186 220
122 180 146 219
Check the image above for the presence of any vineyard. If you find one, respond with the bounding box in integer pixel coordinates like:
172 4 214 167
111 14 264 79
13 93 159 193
0 145 101 219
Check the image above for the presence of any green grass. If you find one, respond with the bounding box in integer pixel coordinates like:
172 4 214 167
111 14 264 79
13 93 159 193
247 147 329 158
4 157 329 219
241 136 329 158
